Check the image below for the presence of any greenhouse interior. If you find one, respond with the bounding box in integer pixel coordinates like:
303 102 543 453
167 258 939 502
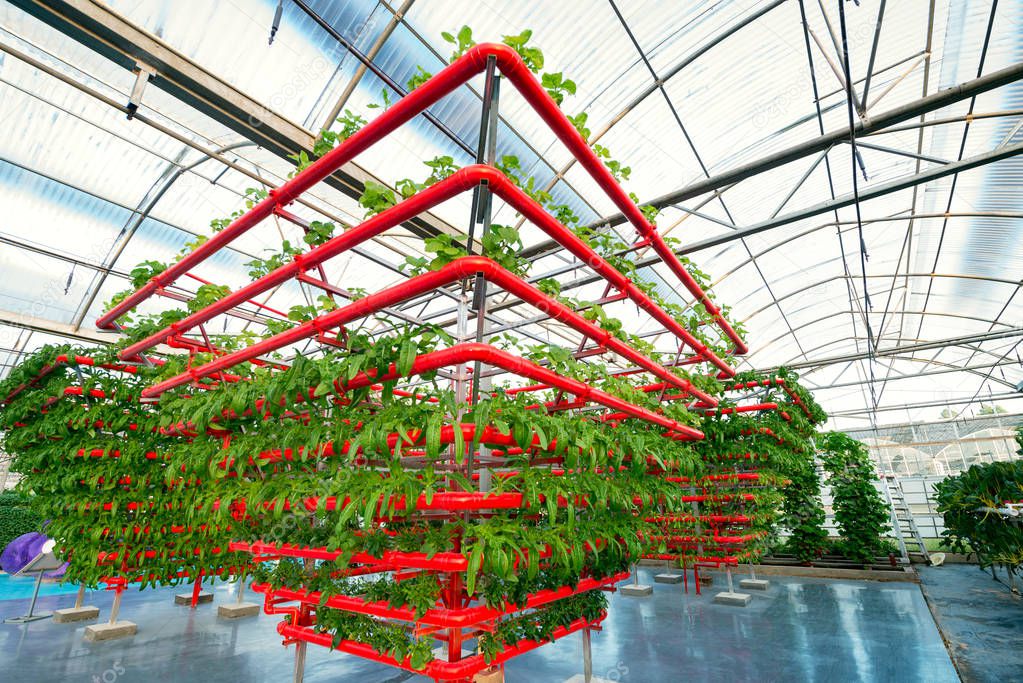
0 1 1021 682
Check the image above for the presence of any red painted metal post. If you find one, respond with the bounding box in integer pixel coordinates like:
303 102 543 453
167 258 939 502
190 570 203 608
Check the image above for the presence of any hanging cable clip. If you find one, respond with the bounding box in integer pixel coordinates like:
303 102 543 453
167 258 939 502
126 62 156 121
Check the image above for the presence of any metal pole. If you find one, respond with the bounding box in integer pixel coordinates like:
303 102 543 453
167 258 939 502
109 587 122 624
293 641 307 683
582 627 593 683
667 141 1023 257
593 61 1023 228
25 571 44 618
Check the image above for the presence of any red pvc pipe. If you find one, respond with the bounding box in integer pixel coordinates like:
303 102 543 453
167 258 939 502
2 354 141 405
116 166 731 378
702 402 778 415
276 613 605 681
140 255 714 407
644 515 752 524
154 341 699 438
252 571 626 628
98 43 744 357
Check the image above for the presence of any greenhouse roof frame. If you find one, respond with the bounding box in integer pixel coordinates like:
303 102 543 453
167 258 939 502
0 0 1020 430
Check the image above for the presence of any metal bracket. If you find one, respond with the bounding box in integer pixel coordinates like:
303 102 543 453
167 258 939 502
126 63 156 120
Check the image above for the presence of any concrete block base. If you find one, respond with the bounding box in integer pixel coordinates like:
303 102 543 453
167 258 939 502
175 591 214 606
713 591 752 606
53 606 100 623
564 676 616 683
740 578 770 591
218 602 260 619
654 573 685 584
620 584 653 597
84 621 137 641
474 666 504 683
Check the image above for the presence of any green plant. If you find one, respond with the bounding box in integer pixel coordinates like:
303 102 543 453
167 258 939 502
129 260 167 289
406 66 432 91
358 180 397 217
541 71 576 105
366 87 394 111
502 30 544 72
441 25 476 61
0 346 242 588
780 458 828 563
0 499 42 551
935 460 1023 569
819 432 891 564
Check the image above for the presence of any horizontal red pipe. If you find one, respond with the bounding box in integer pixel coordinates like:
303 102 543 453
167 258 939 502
98 43 743 357
2 354 141 405
252 571 626 628
145 345 702 442
231 537 608 574
675 494 757 503
647 531 768 545
701 402 778 415
230 540 469 572
644 515 752 524
140 255 714 412
667 473 761 483
183 271 289 320
645 554 740 566
276 612 605 681
724 377 815 420
117 167 731 382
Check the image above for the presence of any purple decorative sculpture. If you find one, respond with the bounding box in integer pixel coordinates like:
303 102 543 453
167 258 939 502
1 532 68 578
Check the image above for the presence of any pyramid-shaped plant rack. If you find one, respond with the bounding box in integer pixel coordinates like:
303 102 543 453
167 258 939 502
96 44 749 681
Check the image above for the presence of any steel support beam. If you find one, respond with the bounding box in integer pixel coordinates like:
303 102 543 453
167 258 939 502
760 326 1023 372
820 359 1022 391
0 307 115 344
668 141 1023 257
829 391 1022 417
599 59 1023 228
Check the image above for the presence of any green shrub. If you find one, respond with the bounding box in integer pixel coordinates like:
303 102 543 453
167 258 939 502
935 460 1023 569
0 504 42 551
781 459 828 563
0 492 31 508
819 432 891 564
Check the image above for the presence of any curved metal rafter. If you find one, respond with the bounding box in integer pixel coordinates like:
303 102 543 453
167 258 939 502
750 309 1023 366
738 272 1023 325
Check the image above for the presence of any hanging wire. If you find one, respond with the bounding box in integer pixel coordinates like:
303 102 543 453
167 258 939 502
837 0 879 417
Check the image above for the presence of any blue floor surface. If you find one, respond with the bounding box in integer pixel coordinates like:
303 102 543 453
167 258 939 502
0 574 81 599
918 563 1023 683
0 567 958 682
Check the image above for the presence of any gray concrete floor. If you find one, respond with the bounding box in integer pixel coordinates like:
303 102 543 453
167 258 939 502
0 567 958 682
918 563 1023 683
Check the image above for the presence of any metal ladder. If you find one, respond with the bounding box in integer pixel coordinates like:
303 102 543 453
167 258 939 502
879 473 930 565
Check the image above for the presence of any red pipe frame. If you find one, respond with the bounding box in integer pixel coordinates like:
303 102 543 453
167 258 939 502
97 43 745 361
140 256 717 414
79 42 767 680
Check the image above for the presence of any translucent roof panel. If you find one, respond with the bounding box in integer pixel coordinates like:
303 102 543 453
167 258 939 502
0 0 1019 426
